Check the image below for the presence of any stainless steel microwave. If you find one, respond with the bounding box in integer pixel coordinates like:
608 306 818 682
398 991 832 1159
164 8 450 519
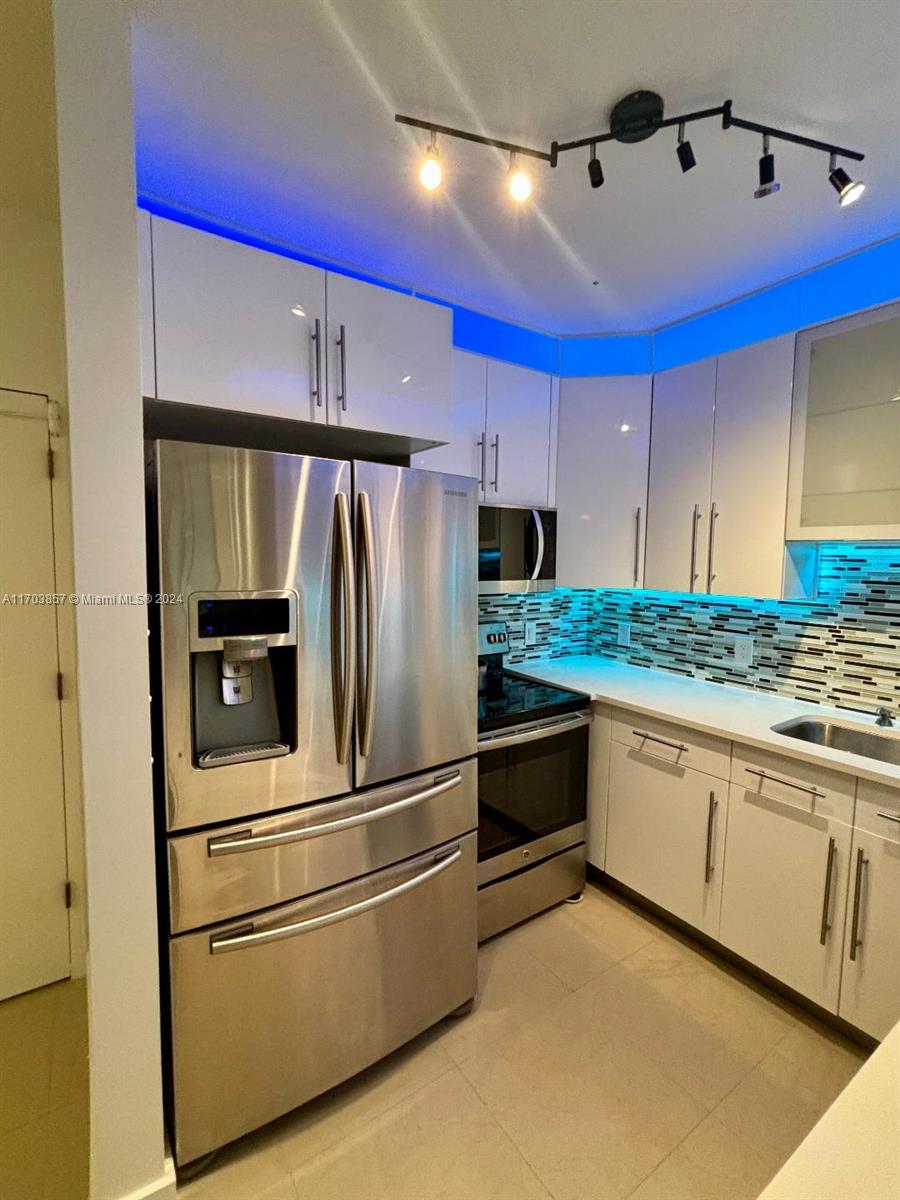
478 505 557 595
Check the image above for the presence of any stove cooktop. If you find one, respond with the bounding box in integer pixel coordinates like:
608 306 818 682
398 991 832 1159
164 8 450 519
478 669 590 734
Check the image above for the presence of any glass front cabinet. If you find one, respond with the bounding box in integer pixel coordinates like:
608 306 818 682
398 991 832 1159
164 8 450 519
787 301 900 541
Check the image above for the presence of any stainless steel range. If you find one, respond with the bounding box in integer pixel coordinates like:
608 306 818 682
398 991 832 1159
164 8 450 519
148 441 478 1166
476 621 591 940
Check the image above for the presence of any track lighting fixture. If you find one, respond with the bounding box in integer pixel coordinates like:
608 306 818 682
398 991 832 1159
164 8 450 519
676 122 696 173
396 93 866 211
828 152 865 206
418 131 442 191
753 134 780 199
507 152 532 203
588 143 604 188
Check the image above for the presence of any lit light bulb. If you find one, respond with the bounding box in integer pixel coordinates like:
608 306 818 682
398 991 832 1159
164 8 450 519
619 423 631 433
508 167 532 203
418 144 442 191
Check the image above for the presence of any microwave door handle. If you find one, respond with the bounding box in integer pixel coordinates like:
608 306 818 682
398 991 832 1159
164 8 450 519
530 510 545 582
331 491 355 765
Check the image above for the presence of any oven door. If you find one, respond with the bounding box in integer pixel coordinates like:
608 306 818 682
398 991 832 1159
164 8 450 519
477 712 589 883
478 505 557 595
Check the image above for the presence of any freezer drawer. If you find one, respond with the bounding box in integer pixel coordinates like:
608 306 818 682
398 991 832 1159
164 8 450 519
169 832 477 1165
167 758 477 932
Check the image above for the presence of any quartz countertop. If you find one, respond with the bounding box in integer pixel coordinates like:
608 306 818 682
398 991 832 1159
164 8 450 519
509 655 900 789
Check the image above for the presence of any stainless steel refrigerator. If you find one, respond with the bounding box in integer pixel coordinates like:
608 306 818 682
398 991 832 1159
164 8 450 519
149 440 478 1166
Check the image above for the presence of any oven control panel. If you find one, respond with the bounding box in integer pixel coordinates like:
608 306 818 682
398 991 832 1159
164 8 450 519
478 621 509 657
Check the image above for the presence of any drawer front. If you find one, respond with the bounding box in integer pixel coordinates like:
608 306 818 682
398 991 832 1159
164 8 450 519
854 779 900 842
610 708 731 780
170 833 477 1164
168 757 477 933
731 746 855 825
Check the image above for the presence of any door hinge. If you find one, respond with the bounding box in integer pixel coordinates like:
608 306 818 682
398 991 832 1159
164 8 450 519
64 881 73 909
57 672 64 701
48 447 56 479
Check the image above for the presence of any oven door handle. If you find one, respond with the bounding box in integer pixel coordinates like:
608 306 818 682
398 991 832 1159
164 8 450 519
478 712 591 752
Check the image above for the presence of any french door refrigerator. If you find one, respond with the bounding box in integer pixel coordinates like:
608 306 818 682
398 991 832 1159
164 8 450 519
149 440 477 1166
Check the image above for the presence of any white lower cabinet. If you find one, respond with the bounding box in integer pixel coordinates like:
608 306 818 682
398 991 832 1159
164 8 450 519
838 782 900 1040
606 739 726 938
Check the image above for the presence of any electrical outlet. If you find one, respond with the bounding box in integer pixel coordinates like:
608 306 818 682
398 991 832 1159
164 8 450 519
617 621 631 648
525 620 538 647
734 635 754 667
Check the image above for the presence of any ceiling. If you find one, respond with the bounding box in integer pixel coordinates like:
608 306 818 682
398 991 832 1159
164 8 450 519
131 0 900 335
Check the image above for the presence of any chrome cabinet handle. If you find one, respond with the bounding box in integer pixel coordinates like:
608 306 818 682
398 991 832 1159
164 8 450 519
632 729 687 754
477 435 486 491
491 434 500 492
311 317 323 407
819 835 837 945
209 846 461 954
848 846 867 962
207 771 462 857
336 324 348 411
330 492 356 765
530 510 545 582
744 768 825 801
706 502 718 591
704 791 718 884
689 503 701 590
876 810 900 826
478 712 591 752
633 506 642 587
357 490 377 757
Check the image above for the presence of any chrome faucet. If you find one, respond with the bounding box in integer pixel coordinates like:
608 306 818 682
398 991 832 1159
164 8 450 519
874 707 894 728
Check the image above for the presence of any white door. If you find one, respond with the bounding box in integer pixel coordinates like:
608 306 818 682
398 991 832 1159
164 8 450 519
412 350 487 492
152 217 327 421
644 357 716 592
326 273 451 442
0 391 69 1000
484 359 553 507
709 336 794 599
137 208 155 398
719 781 851 1011
606 742 725 937
839 783 900 1040
556 376 651 587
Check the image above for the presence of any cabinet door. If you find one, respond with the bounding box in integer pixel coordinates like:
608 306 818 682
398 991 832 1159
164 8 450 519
787 302 900 540
644 357 715 592
709 335 794 599
153 217 327 421
137 209 155 398
606 741 725 937
484 359 553 507
719 782 851 1011
411 350 486 491
839 783 900 1040
556 376 651 587
326 273 451 441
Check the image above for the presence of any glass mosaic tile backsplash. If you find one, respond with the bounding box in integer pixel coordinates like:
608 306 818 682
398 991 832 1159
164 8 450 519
478 544 900 716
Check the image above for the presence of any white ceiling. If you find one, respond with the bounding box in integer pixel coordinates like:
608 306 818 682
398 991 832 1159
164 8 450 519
131 0 900 335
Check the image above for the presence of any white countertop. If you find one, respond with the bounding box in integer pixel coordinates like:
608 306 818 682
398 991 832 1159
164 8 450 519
510 656 900 789
757 1019 900 1200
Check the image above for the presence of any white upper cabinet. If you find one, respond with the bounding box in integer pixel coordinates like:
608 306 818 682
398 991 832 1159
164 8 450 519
484 359 554 507
787 302 900 541
137 209 155 399
411 350 487 489
556 376 651 588
708 335 794 599
644 357 716 592
325 273 451 442
152 217 327 421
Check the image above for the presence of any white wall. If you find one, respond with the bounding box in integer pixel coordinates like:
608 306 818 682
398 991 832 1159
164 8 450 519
52 2 173 1198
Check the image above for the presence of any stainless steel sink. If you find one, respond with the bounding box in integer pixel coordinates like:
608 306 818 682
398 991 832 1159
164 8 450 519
772 717 900 767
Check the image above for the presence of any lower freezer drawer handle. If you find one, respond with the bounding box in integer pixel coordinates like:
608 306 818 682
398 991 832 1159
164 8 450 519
209 846 462 954
207 771 462 856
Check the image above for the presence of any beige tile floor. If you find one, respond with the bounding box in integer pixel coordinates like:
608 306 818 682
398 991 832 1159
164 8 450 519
0 977 89 1200
179 883 868 1200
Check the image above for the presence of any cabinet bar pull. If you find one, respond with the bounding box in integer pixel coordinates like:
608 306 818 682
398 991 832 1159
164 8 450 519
876 810 900 826
632 729 687 754
744 768 825 800
491 434 500 492
848 846 867 962
633 507 642 587
689 503 701 591
706 501 718 592
336 324 348 411
477 435 486 491
311 318 323 407
704 791 718 884
818 835 837 945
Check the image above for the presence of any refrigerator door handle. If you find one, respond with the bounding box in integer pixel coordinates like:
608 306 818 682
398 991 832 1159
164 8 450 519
209 846 462 954
357 490 378 758
331 492 356 765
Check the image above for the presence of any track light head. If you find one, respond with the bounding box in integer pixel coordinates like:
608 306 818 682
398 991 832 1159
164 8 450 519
588 143 604 189
676 122 696 172
753 135 780 199
418 132 442 191
508 152 532 203
828 154 865 206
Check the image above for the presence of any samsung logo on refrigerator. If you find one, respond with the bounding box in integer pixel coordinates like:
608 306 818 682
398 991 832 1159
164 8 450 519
444 488 468 497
